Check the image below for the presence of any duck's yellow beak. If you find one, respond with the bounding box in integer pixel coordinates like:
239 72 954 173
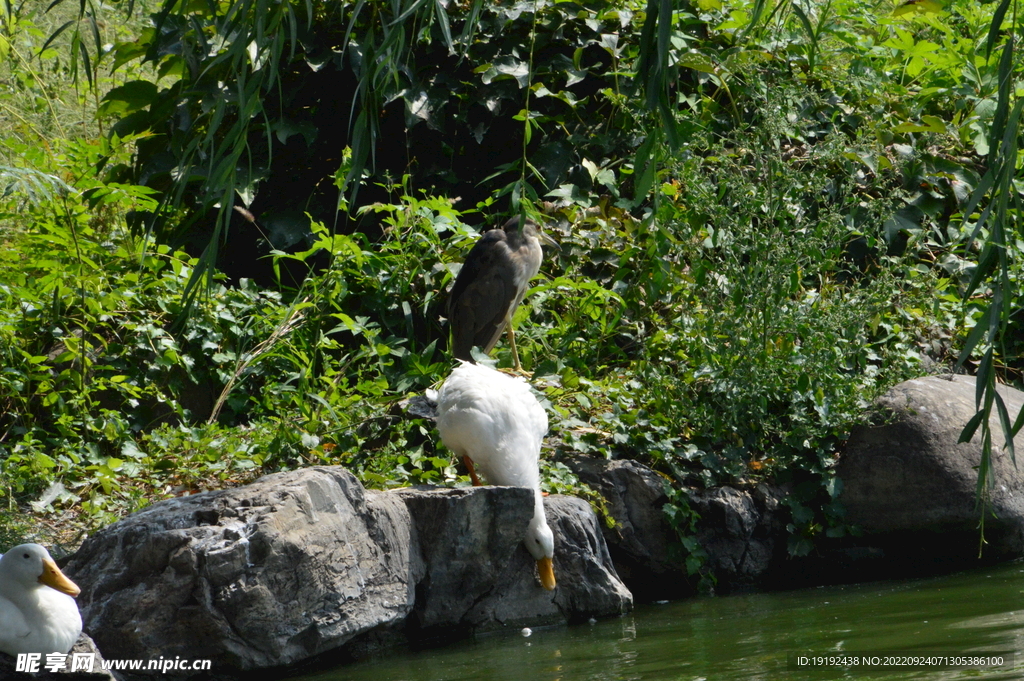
537 556 556 591
39 557 81 597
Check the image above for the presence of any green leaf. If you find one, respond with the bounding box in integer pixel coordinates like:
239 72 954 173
975 347 994 408
960 410 985 444
633 134 658 205
433 0 454 50
33 452 56 469
678 52 718 75
1010 401 1024 440
481 58 530 87
988 37 1015 167
99 81 158 117
994 391 1014 464
790 3 815 44
38 20 75 58
893 0 943 18
955 306 991 373
985 0 1011 58
976 430 992 497
893 116 946 133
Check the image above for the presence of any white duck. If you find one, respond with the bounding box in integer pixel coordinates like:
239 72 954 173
0 543 83 656
431 361 556 590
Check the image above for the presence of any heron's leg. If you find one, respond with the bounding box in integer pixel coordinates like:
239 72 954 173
506 325 522 372
507 325 534 376
463 456 483 486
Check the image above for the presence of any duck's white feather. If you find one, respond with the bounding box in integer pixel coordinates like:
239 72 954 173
435 362 548 489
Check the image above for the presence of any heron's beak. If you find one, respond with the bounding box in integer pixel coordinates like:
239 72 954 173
537 556 556 591
539 230 559 249
39 557 81 597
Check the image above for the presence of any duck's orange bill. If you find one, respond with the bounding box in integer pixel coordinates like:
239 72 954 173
537 556 556 591
39 557 81 597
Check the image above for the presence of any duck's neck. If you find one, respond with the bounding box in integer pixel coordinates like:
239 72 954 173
528 489 547 533
0 577 41 609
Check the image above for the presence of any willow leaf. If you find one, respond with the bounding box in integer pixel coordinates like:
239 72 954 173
994 391 1014 464
985 0 1011 58
434 0 453 50
960 410 986 444
955 306 992 374
988 36 1014 167
38 20 74 57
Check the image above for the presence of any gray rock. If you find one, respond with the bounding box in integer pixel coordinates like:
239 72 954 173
58 468 634 677
394 486 535 631
466 495 633 627
0 633 119 680
393 487 631 634
63 467 422 673
837 374 1024 561
563 456 682 598
690 484 786 590
565 455 786 595
541 495 633 619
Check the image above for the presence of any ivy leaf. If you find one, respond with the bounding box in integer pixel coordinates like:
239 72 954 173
566 68 587 87
533 141 574 188
404 88 432 128
273 118 318 146
481 57 530 87
599 33 621 57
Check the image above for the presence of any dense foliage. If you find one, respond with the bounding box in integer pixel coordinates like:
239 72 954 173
0 0 1021 584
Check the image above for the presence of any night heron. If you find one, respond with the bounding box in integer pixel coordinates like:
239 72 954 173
447 216 554 372
421 361 556 591
0 544 82 656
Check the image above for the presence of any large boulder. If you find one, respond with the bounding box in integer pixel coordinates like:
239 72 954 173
542 495 633 618
396 485 534 632
565 456 788 596
837 374 1024 565
64 467 423 672
394 487 632 635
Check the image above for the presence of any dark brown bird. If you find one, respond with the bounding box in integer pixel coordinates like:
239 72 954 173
447 216 554 372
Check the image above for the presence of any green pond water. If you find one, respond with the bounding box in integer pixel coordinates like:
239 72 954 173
295 562 1024 681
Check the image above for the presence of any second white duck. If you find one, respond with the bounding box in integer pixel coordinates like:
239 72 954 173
0 543 83 656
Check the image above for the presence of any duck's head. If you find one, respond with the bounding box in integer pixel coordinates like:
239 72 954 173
1 544 81 597
525 514 556 591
